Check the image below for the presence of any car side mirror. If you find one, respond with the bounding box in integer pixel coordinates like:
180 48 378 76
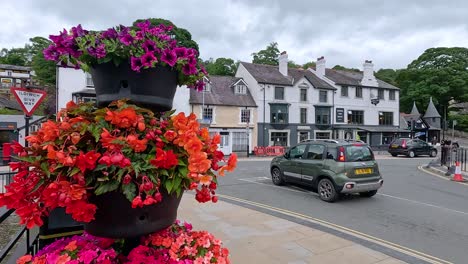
284 152 290 159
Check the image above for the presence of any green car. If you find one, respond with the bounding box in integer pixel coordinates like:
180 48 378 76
270 140 383 202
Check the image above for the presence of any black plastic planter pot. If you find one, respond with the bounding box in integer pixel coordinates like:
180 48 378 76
90 62 178 112
85 189 182 238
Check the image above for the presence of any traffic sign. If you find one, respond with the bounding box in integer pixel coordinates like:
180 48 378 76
10 87 47 116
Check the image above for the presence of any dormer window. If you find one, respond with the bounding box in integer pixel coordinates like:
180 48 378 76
203 82 211 92
235 84 247 94
86 73 94 87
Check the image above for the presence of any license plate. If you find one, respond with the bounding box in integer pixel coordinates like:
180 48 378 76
391 145 398 148
355 168 372 175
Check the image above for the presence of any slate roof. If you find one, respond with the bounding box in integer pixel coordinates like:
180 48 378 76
0 96 22 111
288 68 336 90
410 102 420 115
240 61 399 90
189 76 257 107
423 97 441 118
325 69 399 90
0 64 32 71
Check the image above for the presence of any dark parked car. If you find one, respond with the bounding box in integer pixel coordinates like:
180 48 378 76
388 138 437 158
270 140 383 202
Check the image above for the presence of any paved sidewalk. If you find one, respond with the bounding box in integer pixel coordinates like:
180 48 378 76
178 195 407 264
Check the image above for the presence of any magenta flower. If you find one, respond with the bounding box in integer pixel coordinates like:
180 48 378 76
161 49 177 67
43 46 59 61
131 56 143 72
142 39 157 53
182 63 197 75
71 24 86 38
119 33 134 46
102 28 118 39
187 55 197 67
141 52 157 67
88 44 106 59
174 47 187 58
136 20 151 32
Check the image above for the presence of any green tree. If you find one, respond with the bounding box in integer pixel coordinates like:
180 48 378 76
204 57 237 76
251 42 280 65
288 60 301 69
396 47 468 114
0 47 30 66
332 65 360 72
133 18 199 56
375 69 402 86
302 61 316 69
29 37 56 86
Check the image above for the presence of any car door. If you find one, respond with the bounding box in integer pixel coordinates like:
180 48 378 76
300 144 326 183
418 140 431 155
413 140 425 155
281 144 307 182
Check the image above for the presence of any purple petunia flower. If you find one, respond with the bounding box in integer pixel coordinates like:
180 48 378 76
43 46 60 61
71 24 86 38
131 56 143 72
182 63 198 76
141 52 157 67
136 20 151 32
187 55 197 67
142 39 157 53
174 47 187 58
102 28 118 39
161 49 177 67
88 44 106 59
119 33 134 46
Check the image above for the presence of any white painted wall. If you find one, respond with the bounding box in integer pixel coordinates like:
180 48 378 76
57 67 87 111
172 86 190 114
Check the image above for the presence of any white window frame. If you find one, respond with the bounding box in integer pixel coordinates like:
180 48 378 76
314 130 332 140
319 90 328 103
389 90 396 101
300 88 307 102
201 105 215 124
239 108 252 124
355 87 363 98
235 84 247 94
300 108 307 124
274 86 285 100
298 131 309 143
85 73 94 87
269 129 290 147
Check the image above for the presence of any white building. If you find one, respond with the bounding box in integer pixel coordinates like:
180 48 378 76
235 52 405 147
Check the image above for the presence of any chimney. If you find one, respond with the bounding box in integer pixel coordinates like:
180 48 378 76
361 60 378 86
278 51 288 76
316 56 326 77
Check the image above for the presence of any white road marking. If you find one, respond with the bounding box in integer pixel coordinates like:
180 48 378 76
238 176 468 217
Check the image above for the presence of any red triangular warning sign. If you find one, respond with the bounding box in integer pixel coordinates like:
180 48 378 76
10 87 47 116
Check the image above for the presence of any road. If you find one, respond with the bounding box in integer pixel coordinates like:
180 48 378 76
217 157 468 264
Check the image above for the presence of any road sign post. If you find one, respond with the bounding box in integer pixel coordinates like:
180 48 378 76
10 87 47 146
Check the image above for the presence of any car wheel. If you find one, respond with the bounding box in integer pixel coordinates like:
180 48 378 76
271 167 284 186
408 150 415 158
318 178 338 202
391 153 397 157
359 190 378 198
429 150 437 157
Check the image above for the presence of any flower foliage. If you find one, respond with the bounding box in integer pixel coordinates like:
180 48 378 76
43 20 207 90
0 100 237 229
17 221 230 264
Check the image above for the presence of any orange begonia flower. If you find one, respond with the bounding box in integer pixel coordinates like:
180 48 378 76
188 152 211 173
198 174 213 185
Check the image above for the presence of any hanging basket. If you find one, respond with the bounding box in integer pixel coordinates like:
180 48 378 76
84 189 182 238
90 62 178 112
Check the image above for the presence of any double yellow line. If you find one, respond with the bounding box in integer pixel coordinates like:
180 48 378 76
218 194 452 264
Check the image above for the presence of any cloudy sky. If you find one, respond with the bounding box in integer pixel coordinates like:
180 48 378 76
1 0 467 70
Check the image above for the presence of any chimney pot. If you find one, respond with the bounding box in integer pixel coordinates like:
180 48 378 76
281 51 287 55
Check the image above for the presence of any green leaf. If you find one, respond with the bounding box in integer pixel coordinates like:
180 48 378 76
165 180 174 193
173 176 182 192
178 159 186 166
95 180 120 195
175 187 181 198
40 162 51 178
160 169 169 176
69 167 80 176
122 182 137 202
178 166 188 177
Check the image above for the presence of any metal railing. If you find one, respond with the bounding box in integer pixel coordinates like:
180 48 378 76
441 146 468 172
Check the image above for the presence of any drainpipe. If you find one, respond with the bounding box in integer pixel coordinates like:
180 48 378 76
262 84 266 147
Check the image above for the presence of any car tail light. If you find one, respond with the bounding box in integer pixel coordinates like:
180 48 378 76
353 143 363 146
402 140 407 148
338 146 346 162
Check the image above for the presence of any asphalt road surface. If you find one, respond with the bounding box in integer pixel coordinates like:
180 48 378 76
217 157 468 264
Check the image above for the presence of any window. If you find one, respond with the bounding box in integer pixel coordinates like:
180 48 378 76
232 132 248 152
202 107 213 122
274 87 284 100
241 109 251 123
379 112 393 125
306 144 325 160
299 132 309 142
235 84 247 94
300 88 307 102
326 147 337 160
378 89 384 100
319 90 327 103
382 133 395 145
355 87 362 98
315 107 330 125
341 86 348 97
289 145 306 159
270 104 288 124
203 82 211 92
85 73 94 87
389 90 395 100
7 71 12 77
315 132 331 139
300 108 307 124
271 132 288 146
82 97 96 103
345 145 373 162
347 110 364 124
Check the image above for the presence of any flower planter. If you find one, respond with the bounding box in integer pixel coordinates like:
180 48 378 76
90 62 178 112
85 189 182 238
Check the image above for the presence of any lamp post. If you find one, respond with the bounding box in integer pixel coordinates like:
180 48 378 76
261 84 266 147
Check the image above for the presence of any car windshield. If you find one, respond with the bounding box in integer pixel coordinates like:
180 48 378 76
346 145 374 162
